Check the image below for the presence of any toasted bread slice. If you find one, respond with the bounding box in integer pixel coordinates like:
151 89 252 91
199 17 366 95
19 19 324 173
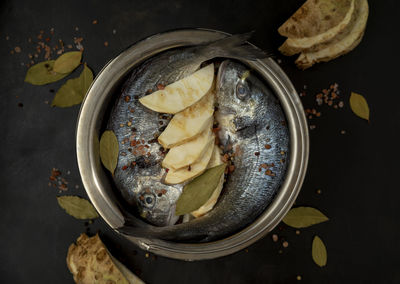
278 0 354 38
67 234 144 284
279 0 355 55
295 0 368 69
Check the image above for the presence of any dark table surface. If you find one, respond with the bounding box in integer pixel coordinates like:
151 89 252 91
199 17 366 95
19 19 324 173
1 0 399 283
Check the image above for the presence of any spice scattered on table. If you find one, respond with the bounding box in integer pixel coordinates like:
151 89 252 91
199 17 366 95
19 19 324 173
9 28 85 68
299 83 345 130
49 168 69 192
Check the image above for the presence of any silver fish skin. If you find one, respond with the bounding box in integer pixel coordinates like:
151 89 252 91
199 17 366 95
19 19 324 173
117 60 290 242
109 34 267 227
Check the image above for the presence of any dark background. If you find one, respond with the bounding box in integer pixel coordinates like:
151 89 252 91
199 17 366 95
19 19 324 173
1 0 399 283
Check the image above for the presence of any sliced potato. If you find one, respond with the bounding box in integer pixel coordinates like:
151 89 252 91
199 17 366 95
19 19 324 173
279 0 355 55
164 137 215 184
139 63 214 114
191 145 225 218
162 122 213 170
295 0 368 69
158 91 215 149
207 144 223 168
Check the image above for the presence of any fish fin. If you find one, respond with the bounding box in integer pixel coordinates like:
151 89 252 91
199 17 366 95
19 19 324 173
200 32 269 61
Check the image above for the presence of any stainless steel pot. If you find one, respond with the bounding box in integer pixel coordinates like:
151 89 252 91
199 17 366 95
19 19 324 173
76 29 309 261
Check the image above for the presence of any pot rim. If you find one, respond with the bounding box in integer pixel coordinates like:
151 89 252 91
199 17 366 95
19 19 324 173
76 28 309 261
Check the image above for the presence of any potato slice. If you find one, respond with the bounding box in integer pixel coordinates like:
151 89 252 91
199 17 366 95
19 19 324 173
67 234 144 284
139 63 214 114
295 0 368 69
158 91 215 149
191 145 225 218
164 137 215 184
162 122 213 170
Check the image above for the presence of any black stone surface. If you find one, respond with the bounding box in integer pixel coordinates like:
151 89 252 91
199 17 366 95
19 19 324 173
0 0 399 283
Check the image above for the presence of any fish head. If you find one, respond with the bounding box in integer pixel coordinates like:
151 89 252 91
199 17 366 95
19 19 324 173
134 176 181 226
216 60 269 145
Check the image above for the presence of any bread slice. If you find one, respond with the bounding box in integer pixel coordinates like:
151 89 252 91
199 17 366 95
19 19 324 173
278 0 354 39
279 0 355 56
295 0 368 69
67 234 144 284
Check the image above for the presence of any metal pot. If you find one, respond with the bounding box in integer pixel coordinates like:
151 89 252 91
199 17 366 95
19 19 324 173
76 29 309 261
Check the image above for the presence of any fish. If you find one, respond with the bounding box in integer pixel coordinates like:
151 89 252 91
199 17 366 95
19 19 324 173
108 33 267 227
112 58 290 242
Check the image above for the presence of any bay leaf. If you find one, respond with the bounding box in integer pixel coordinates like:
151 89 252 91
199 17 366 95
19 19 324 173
53 51 82 74
99 130 119 175
57 196 99 219
283 207 329 228
312 235 327 267
24 60 69 85
175 164 226 216
51 64 93 107
350 92 370 121
80 64 94 94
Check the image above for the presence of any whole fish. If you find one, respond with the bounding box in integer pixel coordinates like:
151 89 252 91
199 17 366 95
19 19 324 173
108 33 266 227
112 58 290 242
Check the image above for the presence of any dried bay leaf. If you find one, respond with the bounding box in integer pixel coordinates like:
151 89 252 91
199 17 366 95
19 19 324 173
350 92 370 121
51 77 83 107
100 130 119 175
283 207 329 228
312 236 327 267
24 60 69 85
51 64 93 107
53 51 82 74
175 164 226 216
80 64 93 94
57 196 99 219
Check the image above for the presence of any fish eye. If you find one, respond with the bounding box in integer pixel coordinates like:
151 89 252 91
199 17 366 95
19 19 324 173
236 82 249 100
142 194 156 208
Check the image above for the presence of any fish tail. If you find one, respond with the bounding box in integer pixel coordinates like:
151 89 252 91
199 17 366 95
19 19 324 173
199 32 269 61
116 214 210 241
